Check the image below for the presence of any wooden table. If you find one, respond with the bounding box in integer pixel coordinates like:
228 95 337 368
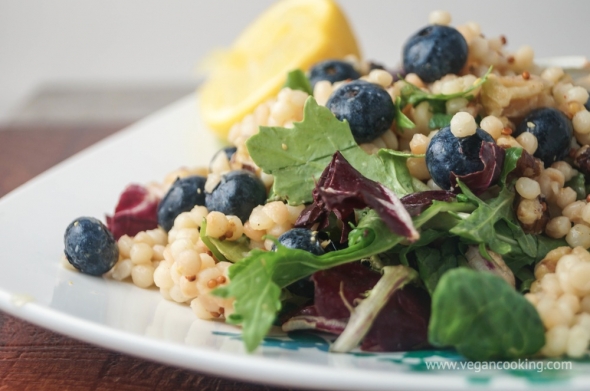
0 123 308 391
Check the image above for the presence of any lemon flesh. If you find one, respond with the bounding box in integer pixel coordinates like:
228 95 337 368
199 0 361 139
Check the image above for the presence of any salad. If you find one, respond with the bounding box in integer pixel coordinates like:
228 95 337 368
62 3 590 362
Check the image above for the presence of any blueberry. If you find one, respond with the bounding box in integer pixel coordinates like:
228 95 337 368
209 146 237 172
273 228 326 255
326 80 395 143
585 93 590 111
309 60 360 89
426 126 495 190
205 170 267 222
513 107 573 167
403 25 468 83
272 228 325 297
64 217 119 276
157 176 207 232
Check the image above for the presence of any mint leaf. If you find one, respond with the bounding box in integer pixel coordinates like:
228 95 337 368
429 268 545 360
283 69 313 95
214 200 475 351
247 97 415 204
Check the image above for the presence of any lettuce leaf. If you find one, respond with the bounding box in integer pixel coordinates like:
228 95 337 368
246 97 416 204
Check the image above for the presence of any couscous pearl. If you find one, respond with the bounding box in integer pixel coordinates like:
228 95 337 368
428 10 451 25
515 132 538 155
130 243 153 265
225 215 244 241
131 264 155 288
573 110 590 135
541 325 569 357
556 187 577 210
249 205 275 231
515 177 541 200
154 264 174 289
111 259 133 281
206 211 229 239
569 263 590 294
545 216 572 239
541 67 564 84
581 204 590 225
566 224 590 249
450 112 477 137
262 201 290 225
480 116 504 140
409 134 429 154
567 325 590 358
565 87 590 105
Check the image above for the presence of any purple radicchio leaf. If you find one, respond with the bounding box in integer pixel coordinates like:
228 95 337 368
106 184 159 240
296 151 419 242
400 190 456 217
450 141 506 195
281 306 347 335
281 262 431 352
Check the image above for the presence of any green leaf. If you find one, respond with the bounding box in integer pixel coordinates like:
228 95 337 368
499 147 524 185
565 172 586 200
199 220 228 263
401 66 493 109
378 149 417 196
214 200 475 351
283 69 313 95
208 236 251 263
428 268 545 360
415 238 462 295
247 97 416 204
394 96 416 130
428 113 453 129
450 181 514 245
214 255 282 352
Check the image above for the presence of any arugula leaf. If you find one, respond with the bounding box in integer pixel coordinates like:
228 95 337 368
394 96 416 130
449 180 566 271
428 113 453 129
199 220 228 263
565 172 586 200
429 268 545 360
247 97 416 204
214 200 475 351
449 181 514 245
283 69 313 95
400 66 493 109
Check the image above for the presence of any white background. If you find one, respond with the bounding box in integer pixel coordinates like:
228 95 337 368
1 0 589 121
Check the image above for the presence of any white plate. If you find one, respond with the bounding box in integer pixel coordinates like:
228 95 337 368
0 95 589 391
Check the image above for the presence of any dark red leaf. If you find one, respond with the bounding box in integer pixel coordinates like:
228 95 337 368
106 184 159 240
400 190 456 216
450 141 505 195
282 262 431 352
297 151 418 242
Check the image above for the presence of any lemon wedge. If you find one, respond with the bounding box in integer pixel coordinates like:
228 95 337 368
199 0 361 139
